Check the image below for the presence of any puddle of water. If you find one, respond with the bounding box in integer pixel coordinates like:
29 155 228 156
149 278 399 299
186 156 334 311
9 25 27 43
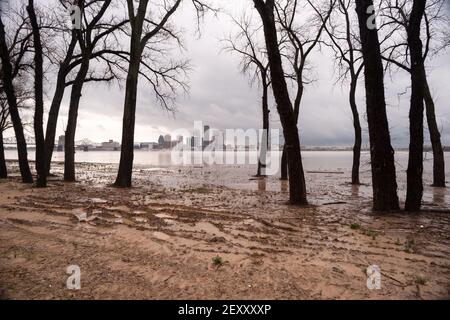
153 231 171 241
155 213 173 219
91 198 107 204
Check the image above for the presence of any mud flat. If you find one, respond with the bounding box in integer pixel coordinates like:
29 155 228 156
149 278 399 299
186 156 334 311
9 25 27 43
0 161 449 299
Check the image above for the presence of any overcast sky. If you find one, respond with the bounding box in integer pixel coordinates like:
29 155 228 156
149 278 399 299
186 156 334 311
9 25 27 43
6 0 450 147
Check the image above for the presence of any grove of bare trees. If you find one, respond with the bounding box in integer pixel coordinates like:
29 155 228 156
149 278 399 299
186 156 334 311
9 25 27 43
0 0 447 212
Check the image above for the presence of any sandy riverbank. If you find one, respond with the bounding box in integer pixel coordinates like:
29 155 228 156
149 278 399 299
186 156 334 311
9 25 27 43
0 161 449 299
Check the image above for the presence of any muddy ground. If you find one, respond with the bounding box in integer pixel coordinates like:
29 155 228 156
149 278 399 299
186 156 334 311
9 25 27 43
0 161 449 299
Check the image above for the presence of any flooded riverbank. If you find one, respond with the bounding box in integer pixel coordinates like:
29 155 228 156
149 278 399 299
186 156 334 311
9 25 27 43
0 160 449 299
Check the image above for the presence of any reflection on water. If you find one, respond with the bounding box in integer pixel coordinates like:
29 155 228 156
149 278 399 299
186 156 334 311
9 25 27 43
257 178 266 192
5 149 450 175
351 184 360 198
432 187 446 205
5 150 449 205
280 180 289 193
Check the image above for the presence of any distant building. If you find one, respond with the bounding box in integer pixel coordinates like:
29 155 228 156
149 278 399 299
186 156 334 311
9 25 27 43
99 140 120 151
158 135 165 147
163 134 172 149
204 125 210 142
57 135 65 151
140 142 158 150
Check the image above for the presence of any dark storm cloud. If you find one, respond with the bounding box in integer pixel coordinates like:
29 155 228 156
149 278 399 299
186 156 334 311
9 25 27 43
16 0 449 147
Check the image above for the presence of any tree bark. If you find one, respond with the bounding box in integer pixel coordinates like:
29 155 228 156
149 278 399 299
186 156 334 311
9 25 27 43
355 0 399 211
280 81 303 180
280 144 288 180
405 0 426 212
0 130 7 178
27 0 47 187
0 18 33 183
257 77 269 177
64 57 90 182
114 39 140 187
254 0 307 205
45 36 77 175
423 77 445 187
349 79 362 185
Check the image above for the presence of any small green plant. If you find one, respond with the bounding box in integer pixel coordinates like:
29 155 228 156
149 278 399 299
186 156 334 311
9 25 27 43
395 238 401 246
212 255 223 266
404 238 416 253
350 223 361 230
363 228 378 240
415 275 426 285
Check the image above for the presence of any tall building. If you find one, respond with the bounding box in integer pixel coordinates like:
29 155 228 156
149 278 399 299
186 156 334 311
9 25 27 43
203 125 210 142
163 134 172 149
57 135 65 151
158 135 165 147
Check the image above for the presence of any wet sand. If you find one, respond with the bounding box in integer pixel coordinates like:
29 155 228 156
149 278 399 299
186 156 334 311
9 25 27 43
0 160 449 299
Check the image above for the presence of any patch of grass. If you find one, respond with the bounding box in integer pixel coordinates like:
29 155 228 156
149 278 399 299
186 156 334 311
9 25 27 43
212 255 223 267
186 187 210 194
404 238 416 253
415 275 426 285
362 228 378 240
350 223 361 230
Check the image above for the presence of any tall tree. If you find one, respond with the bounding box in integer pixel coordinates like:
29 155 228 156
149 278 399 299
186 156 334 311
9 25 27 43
0 88 11 178
404 0 427 211
355 0 399 211
223 14 271 177
276 0 333 181
253 0 307 205
44 0 78 175
63 0 126 181
315 0 364 185
27 0 47 187
114 0 210 187
380 0 448 188
0 80 31 179
0 13 33 183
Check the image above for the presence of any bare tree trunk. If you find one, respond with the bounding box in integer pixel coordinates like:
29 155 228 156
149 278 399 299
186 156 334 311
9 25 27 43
423 77 445 187
0 18 33 183
280 145 288 180
27 0 47 187
114 51 140 187
0 131 7 178
405 0 426 212
280 78 304 181
355 0 399 211
349 79 361 185
64 58 90 182
257 79 269 177
254 0 307 205
45 36 77 175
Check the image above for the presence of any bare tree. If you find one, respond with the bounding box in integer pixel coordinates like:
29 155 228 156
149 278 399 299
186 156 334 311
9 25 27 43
223 14 271 177
0 88 11 178
379 0 448 188
404 0 427 211
314 0 364 185
253 0 307 205
63 0 127 182
0 78 32 179
355 0 399 211
275 0 333 181
27 0 47 187
0 10 33 183
44 0 79 175
114 0 213 187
